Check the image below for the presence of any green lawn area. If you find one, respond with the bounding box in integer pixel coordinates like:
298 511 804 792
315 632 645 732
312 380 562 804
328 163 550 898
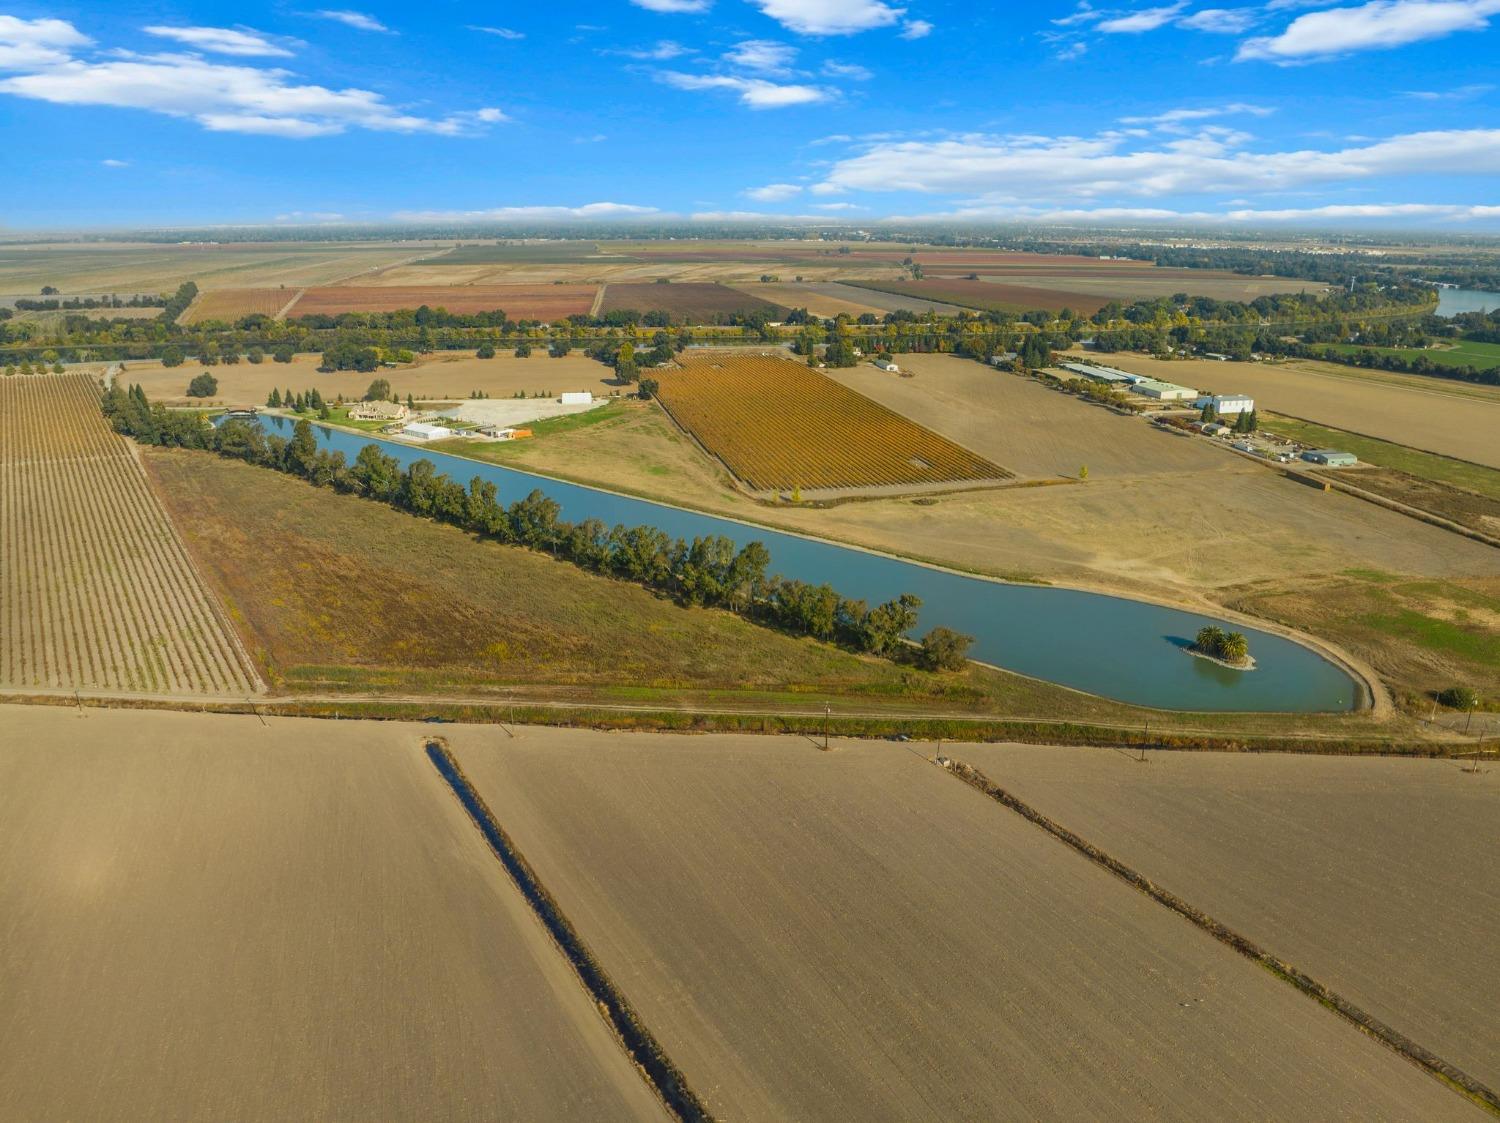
1317 340 1500 369
431 401 629 458
1260 413 1500 501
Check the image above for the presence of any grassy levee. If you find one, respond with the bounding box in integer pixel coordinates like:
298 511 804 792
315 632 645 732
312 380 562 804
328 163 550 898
425 742 712 1123
938 755 1500 1118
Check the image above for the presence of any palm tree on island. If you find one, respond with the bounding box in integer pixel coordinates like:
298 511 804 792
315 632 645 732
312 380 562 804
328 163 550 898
1192 626 1252 668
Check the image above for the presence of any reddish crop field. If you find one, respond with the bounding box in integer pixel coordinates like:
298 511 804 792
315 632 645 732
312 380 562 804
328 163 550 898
288 284 598 319
599 282 784 322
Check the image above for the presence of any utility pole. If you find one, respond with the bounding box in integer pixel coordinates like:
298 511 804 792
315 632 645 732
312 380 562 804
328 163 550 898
823 703 831 751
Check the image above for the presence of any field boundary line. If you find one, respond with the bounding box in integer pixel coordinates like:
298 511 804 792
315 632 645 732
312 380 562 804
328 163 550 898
274 288 305 321
423 740 715 1123
589 284 606 317
935 754 1500 1118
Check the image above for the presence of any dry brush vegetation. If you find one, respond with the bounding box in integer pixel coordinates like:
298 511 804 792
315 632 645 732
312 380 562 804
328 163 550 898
654 351 1012 493
0 375 259 695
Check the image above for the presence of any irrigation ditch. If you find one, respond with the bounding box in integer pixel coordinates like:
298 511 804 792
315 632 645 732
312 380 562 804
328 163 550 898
934 753 1500 1118
423 740 714 1123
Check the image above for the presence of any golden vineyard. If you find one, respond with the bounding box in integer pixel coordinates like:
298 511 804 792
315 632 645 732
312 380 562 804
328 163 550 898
655 352 1012 492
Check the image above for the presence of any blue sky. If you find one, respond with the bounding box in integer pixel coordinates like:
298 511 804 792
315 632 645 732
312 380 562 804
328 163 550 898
1 0 1498 229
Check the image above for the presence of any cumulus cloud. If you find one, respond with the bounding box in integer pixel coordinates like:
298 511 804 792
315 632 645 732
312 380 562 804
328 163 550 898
745 182 803 200
630 0 712 11
1118 102 1273 128
0 21 507 138
658 70 829 107
1239 0 1500 62
101 157 128 167
468 25 525 40
882 201 1500 224
1096 2 1188 32
724 39 798 73
1176 7 1258 32
814 126 1500 200
750 0 907 35
394 202 659 220
823 59 873 79
612 39 695 59
900 19 934 37
0 15 91 69
310 10 392 33
143 25 294 57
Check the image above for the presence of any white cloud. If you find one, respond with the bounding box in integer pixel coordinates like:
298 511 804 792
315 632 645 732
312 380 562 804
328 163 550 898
812 201 866 210
0 50 505 137
1118 102 1273 128
823 59 873 79
1176 7 1258 32
815 127 1500 200
143 26 293 57
0 15 92 69
900 19 934 37
101 157 128 167
614 39 695 59
468 25 525 40
1239 0 1500 62
630 0 712 11
658 70 830 107
751 0 907 35
394 202 659 220
311 10 392 34
881 201 1500 224
724 39 798 73
1097 2 1188 32
746 182 804 200
1404 82 1493 98
275 210 346 221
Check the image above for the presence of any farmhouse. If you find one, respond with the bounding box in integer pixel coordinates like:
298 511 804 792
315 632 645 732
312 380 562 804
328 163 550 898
1302 449 1358 467
348 400 409 422
401 421 454 441
1132 379 1198 402
1194 393 1254 415
559 391 593 405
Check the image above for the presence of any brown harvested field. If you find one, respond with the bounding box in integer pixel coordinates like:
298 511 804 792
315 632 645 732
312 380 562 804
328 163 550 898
179 287 297 324
450 728 1479 1121
950 742 1500 1093
728 281 887 318
116 351 622 408
0 705 666 1121
654 350 1012 493
826 353 1227 480
288 284 597 319
845 277 1112 315
783 279 969 315
1325 466 1500 533
598 281 784 321
0 375 258 695
0 241 440 292
963 270 1326 302
1061 351 1500 469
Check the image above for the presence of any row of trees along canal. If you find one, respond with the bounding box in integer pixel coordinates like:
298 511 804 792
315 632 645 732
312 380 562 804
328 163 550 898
3 280 1439 371
100 384 974 672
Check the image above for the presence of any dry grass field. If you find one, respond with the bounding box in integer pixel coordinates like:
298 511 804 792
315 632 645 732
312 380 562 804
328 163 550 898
952 742 1500 1091
728 281 888 318
288 284 597 319
847 277 1112 315
450 728 1477 1121
0 241 438 293
114 351 621 407
0 375 258 695
0 706 666 1121
654 351 1011 493
1065 351 1500 469
598 281 784 321
179 287 297 324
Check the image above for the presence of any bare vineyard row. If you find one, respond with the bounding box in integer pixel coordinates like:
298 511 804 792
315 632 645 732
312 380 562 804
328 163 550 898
0 375 261 695
659 353 1012 492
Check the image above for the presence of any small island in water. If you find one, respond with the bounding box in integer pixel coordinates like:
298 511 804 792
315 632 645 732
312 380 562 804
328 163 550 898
1190 626 1256 670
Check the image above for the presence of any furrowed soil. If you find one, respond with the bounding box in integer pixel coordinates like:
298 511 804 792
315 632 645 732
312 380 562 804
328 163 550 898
951 741 1500 1093
597 281 784 320
289 284 598 319
142 447 1128 719
450 728 1480 1121
179 287 296 324
0 375 258 695
0 705 666 1122
1063 351 1500 469
844 277 1112 315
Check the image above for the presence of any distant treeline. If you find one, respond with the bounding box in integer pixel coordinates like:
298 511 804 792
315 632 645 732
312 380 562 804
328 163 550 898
102 385 971 669
12 294 166 311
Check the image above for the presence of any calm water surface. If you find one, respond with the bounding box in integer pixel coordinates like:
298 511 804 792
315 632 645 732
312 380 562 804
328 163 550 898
249 416 1363 713
1436 288 1500 316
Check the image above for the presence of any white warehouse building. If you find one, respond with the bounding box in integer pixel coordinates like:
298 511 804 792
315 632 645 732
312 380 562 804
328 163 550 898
1132 379 1198 402
559 391 593 405
402 421 455 441
1195 393 1255 415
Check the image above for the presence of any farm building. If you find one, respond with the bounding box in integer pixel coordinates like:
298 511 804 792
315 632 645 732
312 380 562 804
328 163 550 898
348 400 408 422
1199 422 1231 437
559 391 593 405
1195 393 1254 415
1059 362 1141 385
988 351 1018 366
1302 449 1358 467
1132 379 1198 402
402 421 454 441
477 425 533 441
876 359 900 373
